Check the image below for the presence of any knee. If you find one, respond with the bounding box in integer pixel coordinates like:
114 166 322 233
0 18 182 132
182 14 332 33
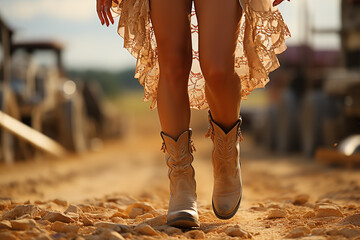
159 49 192 90
200 59 234 89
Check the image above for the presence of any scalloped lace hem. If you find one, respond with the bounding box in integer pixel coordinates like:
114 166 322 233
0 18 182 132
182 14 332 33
111 0 291 110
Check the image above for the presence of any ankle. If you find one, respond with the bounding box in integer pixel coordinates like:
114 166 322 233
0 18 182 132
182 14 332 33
209 111 241 132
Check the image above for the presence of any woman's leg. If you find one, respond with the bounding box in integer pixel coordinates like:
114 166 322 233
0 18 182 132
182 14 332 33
150 0 193 139
150 0 199 228
194 0 242 132
194 0 243 220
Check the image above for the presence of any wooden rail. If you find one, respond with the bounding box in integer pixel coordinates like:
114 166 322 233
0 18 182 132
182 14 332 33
0 110 67 157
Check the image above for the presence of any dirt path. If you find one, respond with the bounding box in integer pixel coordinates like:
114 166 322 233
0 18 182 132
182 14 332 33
0 110 360 239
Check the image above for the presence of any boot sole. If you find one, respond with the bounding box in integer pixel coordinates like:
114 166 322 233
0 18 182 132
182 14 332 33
167 216 200 228
212 196 242 220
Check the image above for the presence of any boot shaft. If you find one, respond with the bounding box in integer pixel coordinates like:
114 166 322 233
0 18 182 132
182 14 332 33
206 111 243 219
206 111 242 175
160 130 197 196
161 129 199 227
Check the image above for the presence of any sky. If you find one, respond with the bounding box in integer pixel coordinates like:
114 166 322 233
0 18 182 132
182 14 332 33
0 0 341 71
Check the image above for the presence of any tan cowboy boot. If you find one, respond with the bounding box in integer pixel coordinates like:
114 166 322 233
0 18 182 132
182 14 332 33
161 129 200 228
206 111 243 219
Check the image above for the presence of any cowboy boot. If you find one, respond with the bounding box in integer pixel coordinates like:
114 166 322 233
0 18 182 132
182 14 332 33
161 129 200 228
206 111 243 219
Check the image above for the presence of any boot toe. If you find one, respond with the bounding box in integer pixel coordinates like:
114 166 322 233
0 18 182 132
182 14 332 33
167 210 200 228
212 193 241 219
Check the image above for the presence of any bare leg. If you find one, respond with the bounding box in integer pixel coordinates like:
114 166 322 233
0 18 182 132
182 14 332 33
194 0 242 132
150 0 193 139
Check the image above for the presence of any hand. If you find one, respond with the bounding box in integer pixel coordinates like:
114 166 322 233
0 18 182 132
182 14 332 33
96 0 114 26
273 0 290 7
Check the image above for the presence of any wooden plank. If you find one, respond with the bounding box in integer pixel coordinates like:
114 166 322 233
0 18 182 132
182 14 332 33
0 110 67 157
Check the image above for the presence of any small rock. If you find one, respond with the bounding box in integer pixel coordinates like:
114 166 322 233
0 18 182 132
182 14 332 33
307 221 316 228
136 213 154 221
65 212 79 221
94 222 118 230
134 223 159 236
126 202 155 215
94 222 130 233
34 200 47 205
94 228 126 240
285 226 311 238
77 204 96 212
0 220 12 229
111 211 128 219
303 211 316 218
267 209 287 219
36 220 50 226
225 225 250 238
111 217 125 224
73 237 86 240
121 233 133 239
102 230 126 240
34 234 52 240
314 202 334 211
2 205 39 220
164 226 182 235
268 203 281 209
81 214 92 226
250 203 266 211
326 229 340 236
86 211 114 219
65 205 83 214
0 232 17 240
42 211 72 223
52 199 68 207
339 213 360 226
129 207 144 219
294 194 310 205
312 228 325 235
185 230 205 239
301 237 327 240
18 214 33 220
0 200 11 210
143 214 167 227
51 221 79 233
316 198 333 204
27 227 42 234
10 219 37 230
78 226 97 235
339 227 360 238
316 204 343 218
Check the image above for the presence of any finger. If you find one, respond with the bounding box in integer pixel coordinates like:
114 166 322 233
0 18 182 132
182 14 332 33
106 7 114 24
101 0 110 26
102 8 109 26
273 0 283 6
96 0 105 25
97 11 105 25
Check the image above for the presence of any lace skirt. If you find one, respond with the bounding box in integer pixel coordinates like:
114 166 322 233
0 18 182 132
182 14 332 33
111 0 291 110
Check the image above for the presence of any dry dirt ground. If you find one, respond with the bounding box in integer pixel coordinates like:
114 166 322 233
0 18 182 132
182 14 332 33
0 108 360 240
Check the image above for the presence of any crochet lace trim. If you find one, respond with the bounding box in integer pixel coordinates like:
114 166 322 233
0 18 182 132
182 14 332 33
111 0 291 110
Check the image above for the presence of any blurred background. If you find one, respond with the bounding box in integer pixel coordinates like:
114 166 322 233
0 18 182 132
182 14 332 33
0 0 359 202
